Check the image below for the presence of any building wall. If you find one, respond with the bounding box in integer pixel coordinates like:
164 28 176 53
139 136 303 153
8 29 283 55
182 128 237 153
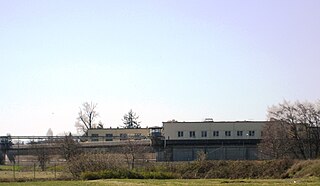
162 121 266 140
156 121 267 161
87 128 150 142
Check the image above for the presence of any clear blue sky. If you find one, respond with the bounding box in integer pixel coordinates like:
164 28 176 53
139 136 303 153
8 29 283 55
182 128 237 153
1 0 320 136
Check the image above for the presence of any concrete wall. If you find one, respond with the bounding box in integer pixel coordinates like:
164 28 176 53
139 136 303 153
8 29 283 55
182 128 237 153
157 146 258 161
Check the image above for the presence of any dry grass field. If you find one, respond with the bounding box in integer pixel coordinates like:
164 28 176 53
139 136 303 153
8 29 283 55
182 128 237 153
1 159 320 185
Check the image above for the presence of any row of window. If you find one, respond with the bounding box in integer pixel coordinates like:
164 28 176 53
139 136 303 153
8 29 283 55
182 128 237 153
91 133 143 141
92 133 142 138
177 130 255 138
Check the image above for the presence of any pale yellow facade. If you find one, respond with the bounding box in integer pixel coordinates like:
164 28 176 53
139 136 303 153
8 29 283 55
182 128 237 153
87 128 150 142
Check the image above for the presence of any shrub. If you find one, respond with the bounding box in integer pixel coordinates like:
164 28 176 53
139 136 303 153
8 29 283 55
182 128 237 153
172 159 295 179
70 155 301 180
284 160 320 178
81 169 177 180
67 152 126 178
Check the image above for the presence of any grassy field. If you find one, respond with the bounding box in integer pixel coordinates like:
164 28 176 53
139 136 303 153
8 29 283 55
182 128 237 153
0 178 320 186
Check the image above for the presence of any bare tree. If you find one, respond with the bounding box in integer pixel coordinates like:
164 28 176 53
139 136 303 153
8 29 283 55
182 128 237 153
196 150 207 162
75 102 100 135
260 100 320 159
258 121 292 159
31 143 52 171
122 109 140 129
121 139 148 169
58 133 82 161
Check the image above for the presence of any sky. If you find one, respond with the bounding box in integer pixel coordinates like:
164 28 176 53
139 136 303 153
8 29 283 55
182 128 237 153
1 0 320 136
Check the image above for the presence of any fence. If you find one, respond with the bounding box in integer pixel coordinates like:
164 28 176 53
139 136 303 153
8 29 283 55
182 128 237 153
0 160 68 181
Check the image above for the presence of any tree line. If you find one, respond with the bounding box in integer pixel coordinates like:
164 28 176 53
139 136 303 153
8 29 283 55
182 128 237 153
259 100 320 159
75 102 141 135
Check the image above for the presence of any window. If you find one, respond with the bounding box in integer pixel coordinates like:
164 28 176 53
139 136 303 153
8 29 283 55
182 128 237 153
213 131 219 137
178 131 184 137
120 133 128 140
91 134 99 141
134 133 142 140
106 133 113 137
106 134 113 141
189 131 196 138
225 131 231 137
249 131 255 136
201 131 207 137
237 131 243 136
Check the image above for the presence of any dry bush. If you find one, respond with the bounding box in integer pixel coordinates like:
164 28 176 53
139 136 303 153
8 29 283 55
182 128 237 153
66 152 298 179
67 152 126 178
172 159 295 179
81 169 177 180
284 160 320 178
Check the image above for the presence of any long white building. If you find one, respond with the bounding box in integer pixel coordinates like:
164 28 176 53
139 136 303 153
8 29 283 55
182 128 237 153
155 120 267 161
163 121 264 140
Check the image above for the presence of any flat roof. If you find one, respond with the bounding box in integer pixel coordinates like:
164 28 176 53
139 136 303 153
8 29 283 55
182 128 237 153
162 121 268 124
88 127 150 131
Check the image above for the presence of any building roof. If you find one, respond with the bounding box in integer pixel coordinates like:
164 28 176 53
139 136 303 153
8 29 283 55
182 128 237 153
162 120 268 124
